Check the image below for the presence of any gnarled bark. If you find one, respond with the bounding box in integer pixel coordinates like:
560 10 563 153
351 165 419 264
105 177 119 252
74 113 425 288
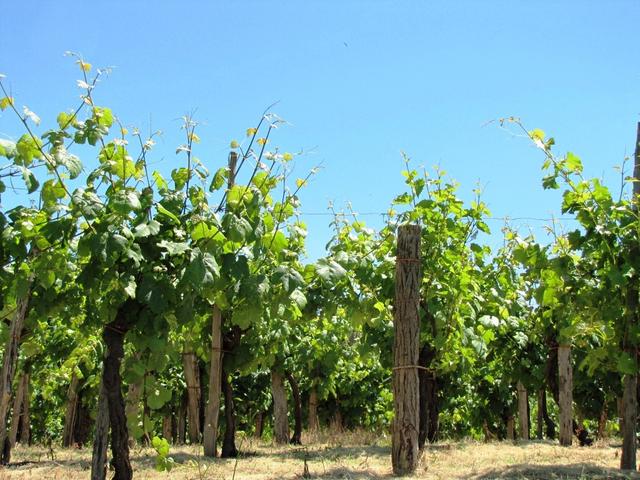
391 224 421 476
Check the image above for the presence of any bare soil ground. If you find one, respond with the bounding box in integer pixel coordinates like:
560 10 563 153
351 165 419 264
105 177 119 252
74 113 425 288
1 431 639 479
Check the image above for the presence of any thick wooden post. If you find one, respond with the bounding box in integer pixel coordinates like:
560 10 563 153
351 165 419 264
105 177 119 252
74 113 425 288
8 370 27 448
308 385 319 432
392 224 421 476
203 306 223 456
558 345 573 446
182 352 201 444
203 152 236 457
18 369 30 445
517 381 529 440
271 370 289 445
90 380 109 480
0 289 32 464
62 372 80 447
621 122 640 470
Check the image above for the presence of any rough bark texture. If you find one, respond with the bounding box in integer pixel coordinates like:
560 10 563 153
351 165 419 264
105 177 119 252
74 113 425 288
102 308 135 480
220 372 238 458
621 122 640 470
90 380 109 480
203 305 223 457
391 224 421 476
8 369 27 448
517 381 529 440
62 372 80 447
271 370 289 445
558 345 573 446
182 352 201 444
286 372 302 445
0 289 31 464
308 386 319 432
418 343 438 449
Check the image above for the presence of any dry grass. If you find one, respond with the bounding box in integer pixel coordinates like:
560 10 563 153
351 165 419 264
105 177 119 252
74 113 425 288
1 433 639 479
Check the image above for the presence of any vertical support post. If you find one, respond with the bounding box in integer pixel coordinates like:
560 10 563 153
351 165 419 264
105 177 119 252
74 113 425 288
182 352 201 443
90 380 109 480
621 122 640 470
203 306 223 456
271 370 289 445
517 381 529 440
558 345 573 446
392 224 421 476
62 372 80 447
203 151 237 457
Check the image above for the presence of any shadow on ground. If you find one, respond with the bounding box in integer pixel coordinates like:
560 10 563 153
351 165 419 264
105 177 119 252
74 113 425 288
465 462 640 480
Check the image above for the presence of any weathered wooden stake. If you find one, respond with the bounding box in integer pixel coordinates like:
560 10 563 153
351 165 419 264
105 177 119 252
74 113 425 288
392 224 421 476
182 352 201 444
203 152 237 457
308 386 319 431
203 306 223 456
8 370 27 448
558 344 573 446
19 370 29 446
621 122 640 470
0 288 32 464
62 372 80 447
271 370 289 445
90 380 109 480
517 381 529 440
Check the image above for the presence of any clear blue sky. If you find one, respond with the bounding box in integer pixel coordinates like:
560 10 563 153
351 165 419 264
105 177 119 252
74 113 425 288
1 1 639 259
